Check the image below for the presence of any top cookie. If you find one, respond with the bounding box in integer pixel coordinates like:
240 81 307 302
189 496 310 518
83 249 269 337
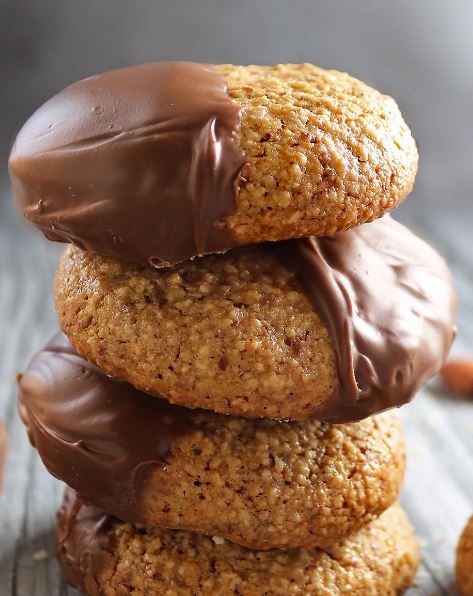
9 62 418 267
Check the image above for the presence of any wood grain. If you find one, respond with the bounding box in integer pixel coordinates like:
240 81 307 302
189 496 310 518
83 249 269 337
0 183 471 595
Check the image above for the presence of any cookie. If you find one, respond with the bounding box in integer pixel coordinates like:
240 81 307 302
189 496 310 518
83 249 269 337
10 62 418 267
0 420 7 493
456 515 473 596
19 333 405 550
55 217 456 421
57 491 420 596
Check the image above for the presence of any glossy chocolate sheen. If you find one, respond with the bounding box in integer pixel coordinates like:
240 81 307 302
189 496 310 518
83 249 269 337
9 62 247 267
18 333 194 521
275 216 457 421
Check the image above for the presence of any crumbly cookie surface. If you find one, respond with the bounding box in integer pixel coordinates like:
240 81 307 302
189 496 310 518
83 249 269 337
55 244 337 420
139 411 405 549
58 499 420 596
456 515 473 596
219 63 418 241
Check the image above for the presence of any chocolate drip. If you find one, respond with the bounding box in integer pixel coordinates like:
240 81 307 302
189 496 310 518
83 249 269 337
275 217 457 422
9 62 247 267
57 488 117 595
0 420 8 493
18 333 194 521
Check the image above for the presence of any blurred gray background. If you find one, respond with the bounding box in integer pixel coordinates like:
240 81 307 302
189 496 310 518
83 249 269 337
1 1 472 594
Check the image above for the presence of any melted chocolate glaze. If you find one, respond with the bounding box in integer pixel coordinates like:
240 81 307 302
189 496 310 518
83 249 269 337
275 216 457 421
18 333 194 521
9 62 247 267
57 488 116 595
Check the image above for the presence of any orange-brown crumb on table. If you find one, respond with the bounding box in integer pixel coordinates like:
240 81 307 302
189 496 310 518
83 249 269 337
9 62 418 267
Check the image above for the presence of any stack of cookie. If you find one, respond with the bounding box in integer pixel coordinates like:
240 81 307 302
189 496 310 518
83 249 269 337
0 420 7 494
10 62 456 595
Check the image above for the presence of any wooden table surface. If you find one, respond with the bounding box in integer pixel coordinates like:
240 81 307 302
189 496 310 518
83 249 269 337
0 178 471 595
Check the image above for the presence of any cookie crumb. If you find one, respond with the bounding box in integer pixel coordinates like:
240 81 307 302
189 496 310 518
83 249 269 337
57 496 420 595
32 549 49 562
212 536 225 545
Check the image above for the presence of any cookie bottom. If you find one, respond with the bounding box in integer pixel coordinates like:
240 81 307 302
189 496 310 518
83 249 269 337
57 489 419 596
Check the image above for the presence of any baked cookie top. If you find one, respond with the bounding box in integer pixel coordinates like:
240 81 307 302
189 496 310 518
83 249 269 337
55 217 456 421
10 62 417 266
19 333 405 550
57 492 420 596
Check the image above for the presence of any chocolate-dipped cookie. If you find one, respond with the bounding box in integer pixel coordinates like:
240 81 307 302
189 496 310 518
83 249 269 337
10 62 417 267
55 217 456 421
57 491 420 596
19 333 405 550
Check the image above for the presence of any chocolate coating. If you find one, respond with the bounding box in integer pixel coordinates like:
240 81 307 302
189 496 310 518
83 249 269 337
0 420 8 493
9 62 247 267
18 333 194 521
276 216 457 421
